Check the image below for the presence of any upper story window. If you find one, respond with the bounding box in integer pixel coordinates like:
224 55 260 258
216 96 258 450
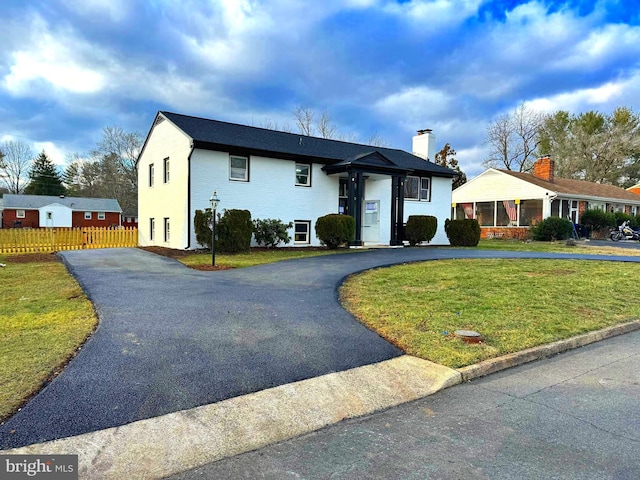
149 163 154 187
84 212 92 220
230 155 249 181
405 175 431 201
163 157 170 183
295 163 311 187
16 209 25 218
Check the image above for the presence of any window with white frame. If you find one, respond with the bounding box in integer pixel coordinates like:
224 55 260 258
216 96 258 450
84 212 92 220
229 155 249 181
149 163 154 187
420 178 430 201
16 209 25 218
98 212 106 220
295 163 311 186
150 218 155 240
163 157 170 183
164 217 170 242
404 176 431 201
294 220 310 244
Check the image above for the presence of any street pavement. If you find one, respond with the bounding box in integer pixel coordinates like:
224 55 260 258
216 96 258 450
168 329 640 480
2 247 639 450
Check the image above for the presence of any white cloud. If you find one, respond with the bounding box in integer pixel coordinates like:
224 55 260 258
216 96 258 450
383 0 482 31
33 141 67 166
375 86 453 129
3 16 106 95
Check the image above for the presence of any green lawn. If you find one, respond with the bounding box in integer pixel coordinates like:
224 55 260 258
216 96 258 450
474 238 640 256
340 258 640 368
0 254 97 421
178 248 356 269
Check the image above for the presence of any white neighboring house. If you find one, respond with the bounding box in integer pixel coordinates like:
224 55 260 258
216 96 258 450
137 112 457 249
452 157 640 239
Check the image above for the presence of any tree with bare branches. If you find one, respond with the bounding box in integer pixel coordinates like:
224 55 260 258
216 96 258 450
0 140 34 193
484 103 543 171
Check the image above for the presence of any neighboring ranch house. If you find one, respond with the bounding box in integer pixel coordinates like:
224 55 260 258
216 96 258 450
452 157 640 239
1 194 122 229
137 111 457 249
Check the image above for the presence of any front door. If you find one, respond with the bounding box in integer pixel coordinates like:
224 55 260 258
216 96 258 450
362 200 380 244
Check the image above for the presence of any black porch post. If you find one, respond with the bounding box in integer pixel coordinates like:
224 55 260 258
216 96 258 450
396 175 405 243
348 169 364 246
390 176 398 245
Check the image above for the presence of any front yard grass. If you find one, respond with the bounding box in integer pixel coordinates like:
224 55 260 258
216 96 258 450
341 259 640 368
176 248 356 269
0 254 97 421
475 239 640 256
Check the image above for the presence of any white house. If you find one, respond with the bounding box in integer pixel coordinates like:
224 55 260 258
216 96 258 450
137 112 457 249
452 157 640 239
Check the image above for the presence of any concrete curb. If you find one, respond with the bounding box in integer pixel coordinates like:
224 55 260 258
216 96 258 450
457 319 640 382
2 356 460 480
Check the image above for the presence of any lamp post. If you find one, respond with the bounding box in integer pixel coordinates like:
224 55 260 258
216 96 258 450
210 191 220 266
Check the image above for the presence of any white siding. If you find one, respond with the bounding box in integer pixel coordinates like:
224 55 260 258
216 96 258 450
39 203 72 227
138 119 192 247
452 170 550 203
190 151 339 247
404 176 452 245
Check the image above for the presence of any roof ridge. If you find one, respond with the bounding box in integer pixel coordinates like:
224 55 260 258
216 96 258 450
160 111 408 154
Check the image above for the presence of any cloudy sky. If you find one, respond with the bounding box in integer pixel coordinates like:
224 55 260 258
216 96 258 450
1 0 639 178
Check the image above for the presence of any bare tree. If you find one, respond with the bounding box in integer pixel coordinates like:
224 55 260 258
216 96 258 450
0 140 34 193
317 110 337 139
259 118 292 133
484 103 543 171
294 106 315 136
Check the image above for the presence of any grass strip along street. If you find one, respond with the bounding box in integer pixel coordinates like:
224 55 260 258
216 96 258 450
0 254 97 421
341 258 640 368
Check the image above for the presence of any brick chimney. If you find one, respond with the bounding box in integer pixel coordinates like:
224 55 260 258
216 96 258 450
533 156 554 182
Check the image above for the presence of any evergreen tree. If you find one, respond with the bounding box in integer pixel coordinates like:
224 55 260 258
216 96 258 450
24 150 66 196
435 143 467 189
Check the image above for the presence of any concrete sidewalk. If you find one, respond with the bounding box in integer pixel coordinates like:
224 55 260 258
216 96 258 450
5 320 638 479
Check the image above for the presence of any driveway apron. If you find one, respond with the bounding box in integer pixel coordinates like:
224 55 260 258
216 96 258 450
2 247 639 449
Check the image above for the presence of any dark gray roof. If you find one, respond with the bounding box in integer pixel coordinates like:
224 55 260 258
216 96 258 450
158 111 456 178
2 194 122 212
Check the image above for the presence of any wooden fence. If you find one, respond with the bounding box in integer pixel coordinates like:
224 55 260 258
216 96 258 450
0 227 138 254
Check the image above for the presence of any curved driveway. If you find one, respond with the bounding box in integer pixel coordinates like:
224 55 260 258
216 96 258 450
2 247 639 449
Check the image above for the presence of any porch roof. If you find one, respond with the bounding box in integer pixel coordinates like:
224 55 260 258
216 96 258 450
322 151 411 175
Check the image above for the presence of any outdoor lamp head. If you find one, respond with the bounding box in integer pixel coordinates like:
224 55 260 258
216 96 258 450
210 191 220 210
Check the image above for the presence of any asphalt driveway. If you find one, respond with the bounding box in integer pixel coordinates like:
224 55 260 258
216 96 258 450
2 247 640 449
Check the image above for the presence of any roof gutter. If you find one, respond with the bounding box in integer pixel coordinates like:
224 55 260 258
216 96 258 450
185 143 195 250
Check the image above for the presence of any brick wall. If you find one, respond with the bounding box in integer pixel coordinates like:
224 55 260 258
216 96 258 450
481 227 531 240
71 211 121 228
2 209 40 228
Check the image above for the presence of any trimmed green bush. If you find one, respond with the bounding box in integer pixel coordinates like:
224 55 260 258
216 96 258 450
217 209 252 253
580 209 615 231
315 214 355 249
531 217 574 241
405 215 437 246
194 208 213 250
253 218 293 248
444 218 480 246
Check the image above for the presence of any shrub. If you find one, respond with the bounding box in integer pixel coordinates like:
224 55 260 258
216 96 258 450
444 219 480 246
315 214 355 249
580 209 615 231
217 209 252 253
194 208 213 250
405 215 437 246
613 211 637 228
253 218 293 248
531 217 574 241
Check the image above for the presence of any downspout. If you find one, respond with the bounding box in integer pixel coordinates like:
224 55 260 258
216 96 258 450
185 143 195 249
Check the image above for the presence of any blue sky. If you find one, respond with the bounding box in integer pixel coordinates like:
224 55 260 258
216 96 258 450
1 0 639 178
